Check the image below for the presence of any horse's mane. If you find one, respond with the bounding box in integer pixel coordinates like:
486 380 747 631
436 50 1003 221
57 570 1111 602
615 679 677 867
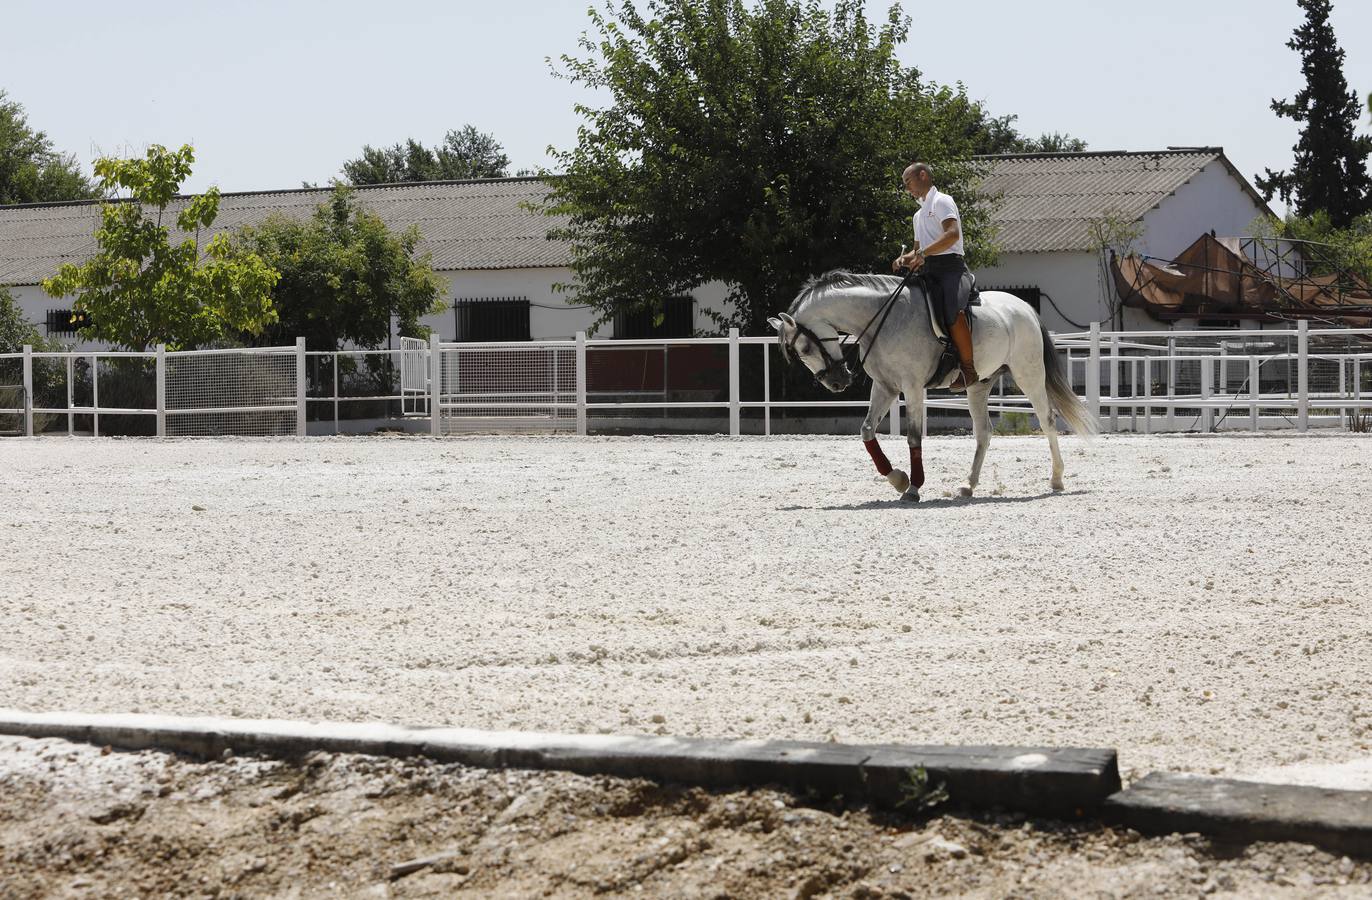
788 270 906 315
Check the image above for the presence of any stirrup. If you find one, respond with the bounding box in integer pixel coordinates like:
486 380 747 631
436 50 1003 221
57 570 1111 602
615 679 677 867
925 342 960 390
948 365 980 393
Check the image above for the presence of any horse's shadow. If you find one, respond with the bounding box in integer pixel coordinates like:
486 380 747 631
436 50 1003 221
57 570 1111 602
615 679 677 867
780 489 1088 512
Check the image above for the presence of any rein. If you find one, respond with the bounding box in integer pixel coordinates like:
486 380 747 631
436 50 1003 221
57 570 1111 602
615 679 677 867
787 267 921 378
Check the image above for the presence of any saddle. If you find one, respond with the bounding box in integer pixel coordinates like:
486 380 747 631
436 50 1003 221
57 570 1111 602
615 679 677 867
919 271 980 341
916 271 981 389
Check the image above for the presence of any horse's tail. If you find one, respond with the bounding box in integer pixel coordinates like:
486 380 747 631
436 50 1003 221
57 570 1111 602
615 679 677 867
1039 322 1098 437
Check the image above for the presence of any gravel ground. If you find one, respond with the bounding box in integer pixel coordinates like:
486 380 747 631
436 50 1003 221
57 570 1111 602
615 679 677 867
2 735 1368 899
0 433 1370 787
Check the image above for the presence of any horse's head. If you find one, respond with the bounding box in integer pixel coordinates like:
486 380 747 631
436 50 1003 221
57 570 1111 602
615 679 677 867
767 311 854 393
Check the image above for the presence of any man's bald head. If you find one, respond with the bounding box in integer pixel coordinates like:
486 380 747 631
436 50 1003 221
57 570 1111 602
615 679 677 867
902 162 933 199
903 162 932 182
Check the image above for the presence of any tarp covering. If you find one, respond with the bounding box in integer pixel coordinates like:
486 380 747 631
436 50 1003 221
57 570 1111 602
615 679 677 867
1112 233 1372 323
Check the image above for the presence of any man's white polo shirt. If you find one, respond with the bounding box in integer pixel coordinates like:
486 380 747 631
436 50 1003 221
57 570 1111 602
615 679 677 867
913 186 964 257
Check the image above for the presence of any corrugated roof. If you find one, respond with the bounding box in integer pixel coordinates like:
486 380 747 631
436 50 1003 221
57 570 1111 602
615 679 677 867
0 149 1265 283
0 178 571 285
975 148 1240 253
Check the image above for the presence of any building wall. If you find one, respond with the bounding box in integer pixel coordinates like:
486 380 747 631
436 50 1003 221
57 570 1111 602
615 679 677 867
415 269 735 342
973 250 1103 333
9 270 738 351
1139 161 1272 262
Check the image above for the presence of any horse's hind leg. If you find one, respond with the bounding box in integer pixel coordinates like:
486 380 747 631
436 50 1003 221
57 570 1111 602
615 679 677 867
1023 376 1065 491
960 381 993 498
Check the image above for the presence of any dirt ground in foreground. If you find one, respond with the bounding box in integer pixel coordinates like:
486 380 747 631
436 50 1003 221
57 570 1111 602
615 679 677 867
0 738 1367 899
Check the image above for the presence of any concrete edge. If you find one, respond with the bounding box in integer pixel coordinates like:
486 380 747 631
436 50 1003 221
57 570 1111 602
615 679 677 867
0 709 1118 819
1103 772 1372 860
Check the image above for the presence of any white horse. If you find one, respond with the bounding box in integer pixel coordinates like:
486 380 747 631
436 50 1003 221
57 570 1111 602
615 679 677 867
768 271 1095 501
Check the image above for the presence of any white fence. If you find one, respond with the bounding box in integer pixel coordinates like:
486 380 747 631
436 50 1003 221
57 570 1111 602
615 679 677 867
419 324 1372 436
0 341 305 437
3 324 1370 437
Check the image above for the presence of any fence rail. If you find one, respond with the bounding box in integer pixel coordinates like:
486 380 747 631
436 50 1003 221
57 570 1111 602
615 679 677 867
3 323 1370 437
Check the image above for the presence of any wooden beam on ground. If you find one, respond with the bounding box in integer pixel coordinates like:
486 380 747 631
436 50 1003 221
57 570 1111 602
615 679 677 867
1105 773 1372 859
0 709 1119 819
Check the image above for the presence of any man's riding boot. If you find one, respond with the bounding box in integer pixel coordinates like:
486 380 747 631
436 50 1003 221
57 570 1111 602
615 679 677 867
948 311 978 392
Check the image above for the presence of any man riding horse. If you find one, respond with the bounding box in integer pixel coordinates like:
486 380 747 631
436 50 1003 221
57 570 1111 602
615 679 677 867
891 162 978 392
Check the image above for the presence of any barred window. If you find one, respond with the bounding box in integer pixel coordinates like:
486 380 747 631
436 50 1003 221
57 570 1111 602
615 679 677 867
454 297 531 342
614 296 695 339
45 308 91 335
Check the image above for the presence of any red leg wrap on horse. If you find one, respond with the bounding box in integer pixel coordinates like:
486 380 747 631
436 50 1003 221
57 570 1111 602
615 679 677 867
863 439 892 476
910 446 925 489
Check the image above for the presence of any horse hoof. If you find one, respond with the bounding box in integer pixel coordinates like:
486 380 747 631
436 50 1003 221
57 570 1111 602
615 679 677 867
901 489 920 503
887 469 910 493
1051 480 1065 492
958 485 974 498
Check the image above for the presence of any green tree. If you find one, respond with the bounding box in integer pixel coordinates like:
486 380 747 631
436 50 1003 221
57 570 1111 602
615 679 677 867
1255 0 1372 227
342 126 511 184
0 286 49 353
42 144 280 351
237 185 445 350
968 112 1086 155
1252 210 1372 282
0 91 97 205
545 0 1003 336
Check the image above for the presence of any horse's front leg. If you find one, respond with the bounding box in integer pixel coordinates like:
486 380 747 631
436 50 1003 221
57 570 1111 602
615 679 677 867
860 381 907 494
904 386 926 503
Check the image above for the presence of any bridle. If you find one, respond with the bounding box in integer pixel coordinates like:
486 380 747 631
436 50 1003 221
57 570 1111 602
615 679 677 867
783 266 923 384
784 321 853 384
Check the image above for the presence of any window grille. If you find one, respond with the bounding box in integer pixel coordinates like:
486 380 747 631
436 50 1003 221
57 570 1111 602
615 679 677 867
454 297 531 342
45 308 91 335
614 296 695 339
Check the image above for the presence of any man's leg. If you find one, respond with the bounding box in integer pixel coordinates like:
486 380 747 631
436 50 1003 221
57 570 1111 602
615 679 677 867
943 270 978 391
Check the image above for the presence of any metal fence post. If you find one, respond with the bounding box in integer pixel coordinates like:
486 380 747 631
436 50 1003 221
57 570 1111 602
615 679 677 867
295 337 307 437
1249 355 1260 432
762 344 771 437
1166 336 1176 431
21 344 33 437
65 355 73 436
1086 323 1101 427
575 331 587 437
1142 357 1152 435
889 393 900 438
728 327 740 436
92 354 100 438
156 344 167 437
429 334 441 437
1297 319 1309 432
1108 334 1119 433
1200 356 1213 432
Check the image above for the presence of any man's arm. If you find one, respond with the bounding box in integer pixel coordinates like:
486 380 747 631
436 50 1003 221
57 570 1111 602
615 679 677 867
919 217 961 257
893 217 961 271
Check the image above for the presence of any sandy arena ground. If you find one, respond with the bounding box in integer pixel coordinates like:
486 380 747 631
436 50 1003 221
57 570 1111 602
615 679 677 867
0 432 1370 789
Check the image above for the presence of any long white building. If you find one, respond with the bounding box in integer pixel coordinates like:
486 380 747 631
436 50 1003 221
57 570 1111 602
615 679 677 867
0 147 1273 350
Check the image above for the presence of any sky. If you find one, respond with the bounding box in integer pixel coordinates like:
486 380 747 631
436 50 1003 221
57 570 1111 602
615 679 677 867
3 0 1371 208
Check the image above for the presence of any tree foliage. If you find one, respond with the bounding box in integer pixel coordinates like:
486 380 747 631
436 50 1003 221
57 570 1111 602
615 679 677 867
1255 0 1372 227
0 286 51 353
237 186 446 350
1252 210 1372 282
342 126 511 184
969 113 1087 155
42 145 280 351
0 90 97 205
544 0 1041 335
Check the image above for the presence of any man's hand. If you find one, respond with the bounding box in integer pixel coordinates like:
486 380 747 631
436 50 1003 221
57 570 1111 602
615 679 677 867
892 250 924 273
